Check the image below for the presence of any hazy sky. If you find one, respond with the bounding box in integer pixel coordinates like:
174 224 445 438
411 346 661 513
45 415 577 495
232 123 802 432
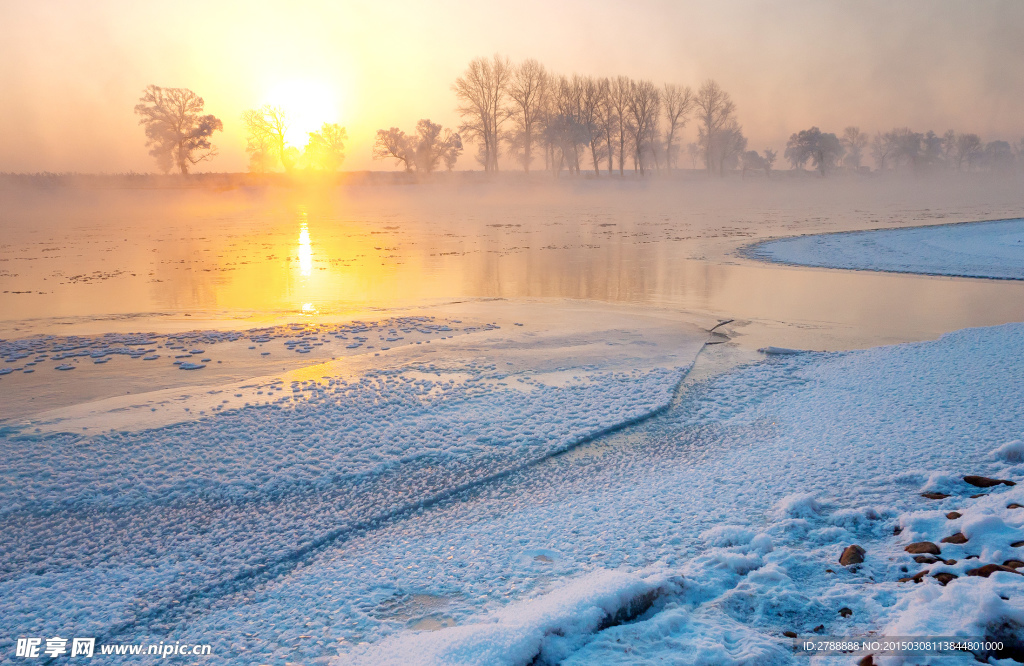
1 0 1022 173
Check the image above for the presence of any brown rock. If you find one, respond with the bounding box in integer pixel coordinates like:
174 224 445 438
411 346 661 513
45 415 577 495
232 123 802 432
783 631 797 638
1012 540 1024 547
946 511 962 519
940 533 968 544
933 572 958 585
1002 559 1024 569
913 555 940 564
966 564 1023 577
944 559 958 565
858 656 875 666
892 525 902 535
813 624 825 633
970 493 988 499
898 569 930 583
921 492 949 499
1008 503 1023 509
840 545 866 566
905 542 941 555
963 475 1016 488
839 607 853 618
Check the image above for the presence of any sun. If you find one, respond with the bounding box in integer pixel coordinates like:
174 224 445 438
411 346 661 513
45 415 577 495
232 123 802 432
264 80 339 144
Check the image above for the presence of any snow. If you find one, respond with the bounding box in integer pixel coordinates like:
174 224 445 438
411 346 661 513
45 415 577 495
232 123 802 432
747 218 1024 280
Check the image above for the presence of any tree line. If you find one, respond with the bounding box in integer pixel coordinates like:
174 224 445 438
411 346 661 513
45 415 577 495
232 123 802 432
132 76 1024 178
444 55 753 177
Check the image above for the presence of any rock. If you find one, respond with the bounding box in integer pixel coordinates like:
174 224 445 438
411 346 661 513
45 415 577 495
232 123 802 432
825 569 835 574
933 572 958 585
963 475 1016 488
857 656 875 666
970 494 987 499
966 564 1023 577
840 545 865 566
905 542 941 555
1008 503 1023 509
946 511 962 519
1012 540 1024 548
892 525 903 535
898 569 930 583
921 492 949 499
944 559 958 565
839 607 853 618
783 631 797 638
1003 560 1024 569
813 625 825 633
913 555 940 564
940 533 968 544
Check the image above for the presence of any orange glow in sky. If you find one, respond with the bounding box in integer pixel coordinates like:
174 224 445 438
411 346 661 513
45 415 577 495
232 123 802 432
1 1 1022 173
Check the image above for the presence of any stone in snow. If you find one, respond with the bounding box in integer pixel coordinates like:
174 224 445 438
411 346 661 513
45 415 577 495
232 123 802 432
839 545 865 566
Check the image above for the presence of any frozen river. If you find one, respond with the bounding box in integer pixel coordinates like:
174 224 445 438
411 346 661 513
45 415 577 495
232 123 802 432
2 178 1023 664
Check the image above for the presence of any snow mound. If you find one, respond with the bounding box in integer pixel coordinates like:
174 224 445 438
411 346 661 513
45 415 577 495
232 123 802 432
991 439 1024 462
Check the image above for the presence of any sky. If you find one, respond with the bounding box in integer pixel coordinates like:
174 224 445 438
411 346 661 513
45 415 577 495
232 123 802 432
1 0 1022 173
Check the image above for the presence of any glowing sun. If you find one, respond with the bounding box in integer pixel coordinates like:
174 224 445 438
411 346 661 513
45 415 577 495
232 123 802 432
265 80 339 143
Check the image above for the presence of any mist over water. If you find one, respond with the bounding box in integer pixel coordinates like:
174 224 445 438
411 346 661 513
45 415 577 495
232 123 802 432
3 175 1024 349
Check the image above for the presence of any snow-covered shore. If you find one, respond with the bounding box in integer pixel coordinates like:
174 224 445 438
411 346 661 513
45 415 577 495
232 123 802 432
746 218 1024 280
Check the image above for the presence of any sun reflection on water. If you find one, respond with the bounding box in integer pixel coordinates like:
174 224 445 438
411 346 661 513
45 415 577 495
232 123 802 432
298 221 313 277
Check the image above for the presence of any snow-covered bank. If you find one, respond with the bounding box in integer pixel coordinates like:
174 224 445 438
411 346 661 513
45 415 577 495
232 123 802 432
330 324 1024 665
747 218 1024 280
0 302 709 656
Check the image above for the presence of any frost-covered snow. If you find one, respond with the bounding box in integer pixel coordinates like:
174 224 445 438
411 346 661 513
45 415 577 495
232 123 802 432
4 320 1018 664
747 218 1024 279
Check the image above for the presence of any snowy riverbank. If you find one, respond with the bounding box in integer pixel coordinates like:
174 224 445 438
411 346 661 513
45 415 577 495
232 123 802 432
746 218 1024 280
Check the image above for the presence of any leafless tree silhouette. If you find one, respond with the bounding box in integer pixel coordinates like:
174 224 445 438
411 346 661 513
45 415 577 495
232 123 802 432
695 80 736 176
134 85 222 175
663 84 694 173
454 55 512 172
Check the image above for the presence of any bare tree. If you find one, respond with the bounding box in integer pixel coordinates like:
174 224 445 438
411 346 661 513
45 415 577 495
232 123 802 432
134 85 222 175
507 59 547 172
580 77 606 176
242 106 292 173
763 148 777 176
626 79 660 176
841 127 868 169
608 76 632 175
373 120 462 173
373 128 413 171
454 55 512 172
871 131 897 170
303 123 347 171
594 78 617 175
951 132 982 170
717 121 747 175
662 84 694 173
694 80 736 176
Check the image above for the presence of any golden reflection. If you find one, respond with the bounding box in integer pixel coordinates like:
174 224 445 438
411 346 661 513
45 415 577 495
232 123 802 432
298 221 313 277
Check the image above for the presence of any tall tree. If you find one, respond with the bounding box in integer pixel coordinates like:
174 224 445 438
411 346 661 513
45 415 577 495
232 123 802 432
951 132 982 170
242 106 292 173
304 123 348 171
626 79 660 176
662 84 694 173
134 85 222 175
594 78 617 175
372 120 462 173
841 127 868 169
785 127 843 176
580 76 606 176
507 59 547 172
608 77 632 175
454 55 512 172
694 80 735 176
